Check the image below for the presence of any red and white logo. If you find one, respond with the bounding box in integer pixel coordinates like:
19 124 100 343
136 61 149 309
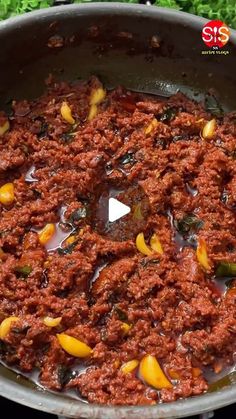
202 20 230 48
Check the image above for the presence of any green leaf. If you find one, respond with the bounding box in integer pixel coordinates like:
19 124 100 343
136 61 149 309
14 265 32 277
58 239 79 255
174 214 204 235
57 364 78 387
154 0 179 8
205 94 223 117
119 151 136 165
215 262 236 277
0 0 52 20
159 108 177 123
113 305 128 321
69 207 88 225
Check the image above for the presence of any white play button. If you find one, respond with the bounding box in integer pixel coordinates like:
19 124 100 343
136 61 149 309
108 197 130 222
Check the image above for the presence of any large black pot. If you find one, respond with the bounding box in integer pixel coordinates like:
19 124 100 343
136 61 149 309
0 4 236 418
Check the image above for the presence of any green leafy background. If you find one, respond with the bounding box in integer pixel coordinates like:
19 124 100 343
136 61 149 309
0 0 235 28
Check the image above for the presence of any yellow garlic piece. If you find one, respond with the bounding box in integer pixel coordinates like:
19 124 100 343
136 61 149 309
121 359 139 374
139 354 172 389
121 322 131 334
0 183 14 206
90 88 106 106
38 223 55 245
133 203 143 220
88 104 98 121
0 316 19 340
150 233 163 255
88 87 106 121
60 102 75 124
65 235 76 245
145 118 158 135
0 120 10 136
196 238 210 271
136 232 153 256
43 316 62 327
44 260 50 269
202 119 216 140
57 333 92 358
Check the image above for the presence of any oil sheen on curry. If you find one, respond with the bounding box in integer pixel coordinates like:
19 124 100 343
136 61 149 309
0 77 236 405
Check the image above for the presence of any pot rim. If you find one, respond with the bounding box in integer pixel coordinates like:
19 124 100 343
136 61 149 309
1 368 236 418
0 3 235 418
0 2 235 37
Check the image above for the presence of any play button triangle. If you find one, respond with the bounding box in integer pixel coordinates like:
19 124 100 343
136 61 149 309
108 197 131 222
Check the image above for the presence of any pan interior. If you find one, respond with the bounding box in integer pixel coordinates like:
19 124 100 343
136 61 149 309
0 8 235 111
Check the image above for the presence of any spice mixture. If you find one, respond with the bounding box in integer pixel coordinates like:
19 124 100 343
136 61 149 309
0 77 236 405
